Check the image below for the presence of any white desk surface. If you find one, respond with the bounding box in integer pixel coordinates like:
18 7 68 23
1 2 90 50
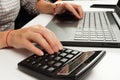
0 0 120 80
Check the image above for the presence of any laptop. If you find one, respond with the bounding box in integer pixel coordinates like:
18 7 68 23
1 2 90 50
46 0 120 48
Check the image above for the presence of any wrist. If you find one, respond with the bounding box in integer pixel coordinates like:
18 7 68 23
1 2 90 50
53 2 64 15
5 30 14 48
53 3 57 15
0 31 6 48
36 0 55 14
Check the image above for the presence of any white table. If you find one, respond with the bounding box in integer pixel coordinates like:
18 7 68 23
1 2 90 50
0 1 120 80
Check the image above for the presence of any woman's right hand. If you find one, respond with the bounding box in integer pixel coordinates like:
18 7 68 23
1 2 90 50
8 25 63 56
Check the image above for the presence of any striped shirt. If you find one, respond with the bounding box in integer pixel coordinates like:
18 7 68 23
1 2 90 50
0 0 39 31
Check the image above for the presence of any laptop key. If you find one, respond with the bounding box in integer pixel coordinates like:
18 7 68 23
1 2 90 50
105 38 113 41
74 37 89 40
90 37 104 41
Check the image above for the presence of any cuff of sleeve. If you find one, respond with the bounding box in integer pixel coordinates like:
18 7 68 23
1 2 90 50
21 0 40 16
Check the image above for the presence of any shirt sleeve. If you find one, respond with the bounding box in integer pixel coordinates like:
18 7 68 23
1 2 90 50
20 0 40 15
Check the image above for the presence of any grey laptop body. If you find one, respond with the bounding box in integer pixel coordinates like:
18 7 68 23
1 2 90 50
46 0 120 48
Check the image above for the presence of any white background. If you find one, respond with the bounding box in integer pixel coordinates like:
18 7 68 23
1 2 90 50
0 0 120 80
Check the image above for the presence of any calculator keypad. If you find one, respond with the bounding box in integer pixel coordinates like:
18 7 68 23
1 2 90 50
18 47 106 80
23 48 82 73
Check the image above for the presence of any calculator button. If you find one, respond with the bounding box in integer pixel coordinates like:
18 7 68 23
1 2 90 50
48 61 55 65
31 61 36 65
37 57 42 62
65 49 72 53
50 55 56 58
47 67 55 72
41 65 48 69
54 56 61 61
33 55 38 58
57 52 61 55
45 59 48 62
26 57 36 63
35 63 42 67
71 50 79 55
61 48 66 51
60 58 68 62
26 59 31 62
60 53 67 57
54 62 62 67
66 54 74 59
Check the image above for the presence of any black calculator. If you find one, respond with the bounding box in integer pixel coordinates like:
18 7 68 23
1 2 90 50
18 48 106 80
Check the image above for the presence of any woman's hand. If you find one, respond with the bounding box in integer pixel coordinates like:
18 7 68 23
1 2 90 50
55 2 83 19
8 25 63 56
36 1 83 19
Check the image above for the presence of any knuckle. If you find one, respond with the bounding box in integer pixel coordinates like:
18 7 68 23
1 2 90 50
23 27 34 33
76 5 80 8
40 27 50 34
34 25 42 28
40 28 47 33
53 43 58 48
63 2 67 5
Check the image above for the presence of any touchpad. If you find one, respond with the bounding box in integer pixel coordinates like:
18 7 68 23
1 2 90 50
55 11 79 21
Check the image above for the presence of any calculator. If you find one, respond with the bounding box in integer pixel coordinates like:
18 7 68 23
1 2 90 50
18 48 106 80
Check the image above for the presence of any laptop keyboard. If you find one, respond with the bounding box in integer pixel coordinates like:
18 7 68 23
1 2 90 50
74 12 117 41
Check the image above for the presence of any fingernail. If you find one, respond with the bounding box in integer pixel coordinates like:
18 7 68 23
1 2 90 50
79 16 82 19
39 52 44 56
54 46 59 52
49 49 54 54
59 45 63 50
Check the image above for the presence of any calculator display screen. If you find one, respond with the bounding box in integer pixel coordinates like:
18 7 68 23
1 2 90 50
117 0 120 8
57 51 95 75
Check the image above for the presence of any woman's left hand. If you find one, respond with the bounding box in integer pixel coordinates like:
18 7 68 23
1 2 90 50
54 2 83 19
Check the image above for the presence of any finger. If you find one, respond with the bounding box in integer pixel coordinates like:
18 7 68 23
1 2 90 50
23 40 44 56
63 3 81 19
32 26 63 52
40 29 63 52
47 31 63 50
28 32 54 54
72 4 84 19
